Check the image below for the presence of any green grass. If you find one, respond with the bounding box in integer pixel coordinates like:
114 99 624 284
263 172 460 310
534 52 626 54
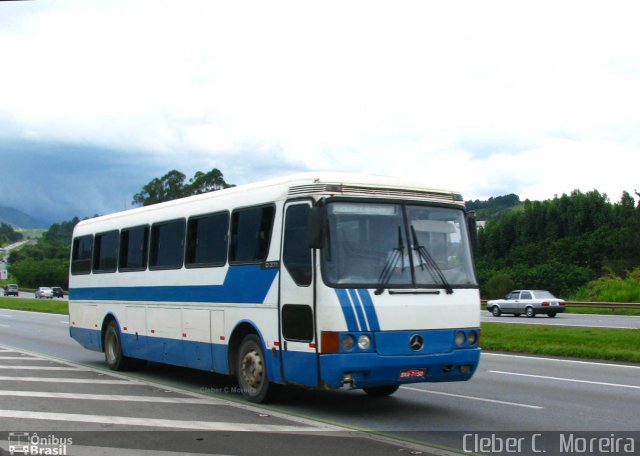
0 297 68 314
481 322 640 363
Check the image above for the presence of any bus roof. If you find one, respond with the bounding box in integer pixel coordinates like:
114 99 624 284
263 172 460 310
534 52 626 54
74 172 464 231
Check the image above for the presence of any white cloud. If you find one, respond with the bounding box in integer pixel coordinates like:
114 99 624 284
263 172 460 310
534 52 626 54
1 0 640 218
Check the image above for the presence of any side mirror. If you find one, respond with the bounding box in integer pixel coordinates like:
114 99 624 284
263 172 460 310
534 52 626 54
307 203 326 249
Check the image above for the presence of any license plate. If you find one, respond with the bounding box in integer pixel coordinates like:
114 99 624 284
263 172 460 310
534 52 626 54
399 368 427 379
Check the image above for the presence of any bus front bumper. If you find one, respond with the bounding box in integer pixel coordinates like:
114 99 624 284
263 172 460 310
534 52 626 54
318 347 481 390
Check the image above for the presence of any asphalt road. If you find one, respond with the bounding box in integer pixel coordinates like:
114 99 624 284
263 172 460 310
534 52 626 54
1 309 639 455
481 310 640 329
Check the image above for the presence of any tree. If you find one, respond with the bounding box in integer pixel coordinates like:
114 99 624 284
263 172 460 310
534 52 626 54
0 223 23 246
132 168 233 207
476 189 640 297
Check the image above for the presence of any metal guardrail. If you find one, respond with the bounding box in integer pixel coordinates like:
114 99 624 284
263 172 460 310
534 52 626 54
481 300 640 312
562 301 640 310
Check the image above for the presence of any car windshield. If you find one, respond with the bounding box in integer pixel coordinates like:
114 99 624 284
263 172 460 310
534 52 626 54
322 201 477 290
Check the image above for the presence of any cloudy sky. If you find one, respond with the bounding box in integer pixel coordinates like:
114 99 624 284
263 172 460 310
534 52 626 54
1 0 639 224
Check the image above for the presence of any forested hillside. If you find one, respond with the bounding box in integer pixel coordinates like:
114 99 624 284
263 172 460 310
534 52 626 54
0 223 23 246
475 190 640 299
466 194 521 220
8 218 79 288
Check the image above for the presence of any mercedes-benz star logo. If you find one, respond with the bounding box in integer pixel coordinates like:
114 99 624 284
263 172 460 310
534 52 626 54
409 334 424 351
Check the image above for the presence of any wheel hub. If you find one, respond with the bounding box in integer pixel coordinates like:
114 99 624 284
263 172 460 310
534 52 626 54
241 350 264 388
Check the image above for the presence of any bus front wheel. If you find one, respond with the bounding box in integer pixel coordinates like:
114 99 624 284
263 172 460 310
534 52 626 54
363 385 400 397
237 334 277 403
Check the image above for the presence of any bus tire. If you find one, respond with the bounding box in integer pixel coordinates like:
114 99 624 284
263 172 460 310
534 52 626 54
363 385 400 397
237 334 277 403
104 320 138 371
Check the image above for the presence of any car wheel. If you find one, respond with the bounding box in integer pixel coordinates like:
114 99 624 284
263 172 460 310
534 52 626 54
525 307 536 318
492 306 502 317
547 312 557 318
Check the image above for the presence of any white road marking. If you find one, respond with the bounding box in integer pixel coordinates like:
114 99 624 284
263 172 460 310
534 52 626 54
489 370 640 390
0 410 331 432
0 376 138 384
401 386 544 409
0 365 88 371
0 390 227 404
0 356 47 360
483 352 640 369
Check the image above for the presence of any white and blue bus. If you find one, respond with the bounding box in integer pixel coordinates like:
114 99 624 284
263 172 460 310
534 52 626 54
69 173 481 402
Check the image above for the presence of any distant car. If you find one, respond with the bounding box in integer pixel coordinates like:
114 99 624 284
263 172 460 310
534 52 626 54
487 290 566 318
3 284 19 297
51 287 64 298
35 287 54 299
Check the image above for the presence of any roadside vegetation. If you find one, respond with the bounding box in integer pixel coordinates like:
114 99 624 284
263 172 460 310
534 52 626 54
7 218 78 289
481 322 640 363
0 297 68 314
472 190 640 301
1 222 24 245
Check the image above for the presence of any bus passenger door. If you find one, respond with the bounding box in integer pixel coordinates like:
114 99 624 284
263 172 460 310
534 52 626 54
279 201 318 386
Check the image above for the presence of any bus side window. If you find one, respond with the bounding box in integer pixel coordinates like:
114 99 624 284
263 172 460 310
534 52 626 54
93 230 119 273
185 212 229 267
71 235 93 275
229 205 275 264
119 225 149 271
149 219 186 270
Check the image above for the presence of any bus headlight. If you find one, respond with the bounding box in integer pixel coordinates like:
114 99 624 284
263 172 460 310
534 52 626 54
455 331 466 346
357 335 371 351
468 330 478 345
341 335 355 351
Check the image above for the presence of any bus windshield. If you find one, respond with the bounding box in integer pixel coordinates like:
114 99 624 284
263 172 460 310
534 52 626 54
322 201 477 290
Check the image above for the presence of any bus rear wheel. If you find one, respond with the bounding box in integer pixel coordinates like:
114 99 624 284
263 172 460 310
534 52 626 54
237 334 277 403
104 320 140 371
363 385 400 397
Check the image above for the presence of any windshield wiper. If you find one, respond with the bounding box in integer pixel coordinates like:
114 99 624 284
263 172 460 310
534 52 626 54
410 225 454 294
375 226 404 295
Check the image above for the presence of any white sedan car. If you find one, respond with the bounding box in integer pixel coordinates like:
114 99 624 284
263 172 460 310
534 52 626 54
34 287 54 299
487 290 566 318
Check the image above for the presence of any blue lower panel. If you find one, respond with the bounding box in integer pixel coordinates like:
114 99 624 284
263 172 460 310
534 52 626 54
70 327 102 352
70 327 230 374
282 351 318 386
319 348 481 389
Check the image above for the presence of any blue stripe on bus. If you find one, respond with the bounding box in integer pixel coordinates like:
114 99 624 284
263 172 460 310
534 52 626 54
348 289 368 331
69 265 278 304
334 289 360 331
357 289 380 331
